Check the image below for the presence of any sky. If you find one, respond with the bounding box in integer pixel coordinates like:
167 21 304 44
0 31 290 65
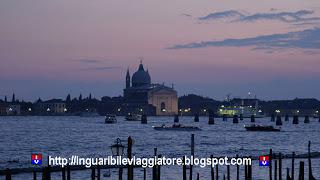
1 0 320 101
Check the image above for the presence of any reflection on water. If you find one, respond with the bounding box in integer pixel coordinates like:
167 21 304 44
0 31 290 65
0 116 319 179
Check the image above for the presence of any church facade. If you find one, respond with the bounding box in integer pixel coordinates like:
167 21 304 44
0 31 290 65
123 62 178 116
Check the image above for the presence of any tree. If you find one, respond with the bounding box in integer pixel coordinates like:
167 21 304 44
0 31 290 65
4 96 7 103
12 93 15 103
79 94 82 101
66 94 71 103
89 93 92 100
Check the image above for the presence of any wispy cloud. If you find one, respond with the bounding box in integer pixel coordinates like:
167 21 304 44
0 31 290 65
82 66 121 71
168 28 320 52
198 10 244 21
198 10 320 24
181 13 192 17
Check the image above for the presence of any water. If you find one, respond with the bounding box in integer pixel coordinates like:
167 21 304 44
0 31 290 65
0 116 319 179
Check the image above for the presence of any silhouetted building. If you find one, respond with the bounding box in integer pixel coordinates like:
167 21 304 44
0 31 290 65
0 103 21 115
123 62 178 115
6 104 21 115
36 99 66 114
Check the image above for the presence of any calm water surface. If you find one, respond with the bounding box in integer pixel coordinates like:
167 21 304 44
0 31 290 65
0 116 319 179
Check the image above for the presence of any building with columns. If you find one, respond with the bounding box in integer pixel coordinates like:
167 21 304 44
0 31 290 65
123 62 178 116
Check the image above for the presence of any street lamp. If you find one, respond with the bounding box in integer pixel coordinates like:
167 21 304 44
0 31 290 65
110 138 125 156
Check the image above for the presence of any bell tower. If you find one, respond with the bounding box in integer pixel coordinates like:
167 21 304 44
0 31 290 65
126 68 131 88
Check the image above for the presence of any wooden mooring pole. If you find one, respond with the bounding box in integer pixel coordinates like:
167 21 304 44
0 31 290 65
227 165 230 180
183 156 187 180
291 152 295 180
34 169 37 180
91 167 96 180
248 162 252 180
127 136 133 180
210 155 214 180
269 149 273 180
153 148 157 180
119 167 123 180
62 167 66 180
274 160 277 180
236 154 239 180
244 164 248 180
97 166 100 180
157 155 161 180
190 134 195 180
279 153 282 180
308 141 316 180
298 161 304 180
5 168 11 180
67 165 71 180
286 168 290 180
215 163 218 180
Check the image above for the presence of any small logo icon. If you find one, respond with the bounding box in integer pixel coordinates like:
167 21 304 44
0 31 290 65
31 154 42 165
259 155 269 166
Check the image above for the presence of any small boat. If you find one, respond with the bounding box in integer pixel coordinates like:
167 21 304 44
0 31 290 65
105 114 117 124
153 123 201 131
125 114 142 121
244 125 280 132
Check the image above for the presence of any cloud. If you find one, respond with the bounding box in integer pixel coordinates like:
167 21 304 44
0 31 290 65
198 10 244 21
198 10 320 24
237 10 318 23
182 13 192 17
82 66 121 71
168 28 320 52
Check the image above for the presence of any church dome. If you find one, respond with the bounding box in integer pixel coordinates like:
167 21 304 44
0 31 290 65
132 63 151 87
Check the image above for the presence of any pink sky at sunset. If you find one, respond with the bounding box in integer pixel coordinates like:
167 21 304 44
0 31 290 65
1 0 320 100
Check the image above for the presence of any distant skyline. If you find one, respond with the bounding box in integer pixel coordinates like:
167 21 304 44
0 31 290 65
1 0 320 101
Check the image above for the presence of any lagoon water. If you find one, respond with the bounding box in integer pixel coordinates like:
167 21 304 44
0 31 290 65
0 116 319 179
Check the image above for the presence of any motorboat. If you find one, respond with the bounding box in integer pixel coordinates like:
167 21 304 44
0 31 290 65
244 124 280 132
153 123 201 131
125 114 142 121
105 114 117 124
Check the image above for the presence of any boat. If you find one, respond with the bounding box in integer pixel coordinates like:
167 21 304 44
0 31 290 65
125 114 142 121
217 96 266 118
244 125 280 132
105 114 117 124
153 123 201 131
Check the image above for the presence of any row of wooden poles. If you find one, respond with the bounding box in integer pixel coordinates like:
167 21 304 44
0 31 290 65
197 114 319 124
267 141 316 180
141 113 319 125
3 136 317 180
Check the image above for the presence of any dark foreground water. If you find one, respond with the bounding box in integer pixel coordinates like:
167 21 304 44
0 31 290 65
0 116 319 179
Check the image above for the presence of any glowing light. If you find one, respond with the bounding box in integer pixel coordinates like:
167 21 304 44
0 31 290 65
47 108 50 112
64 108 67 112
